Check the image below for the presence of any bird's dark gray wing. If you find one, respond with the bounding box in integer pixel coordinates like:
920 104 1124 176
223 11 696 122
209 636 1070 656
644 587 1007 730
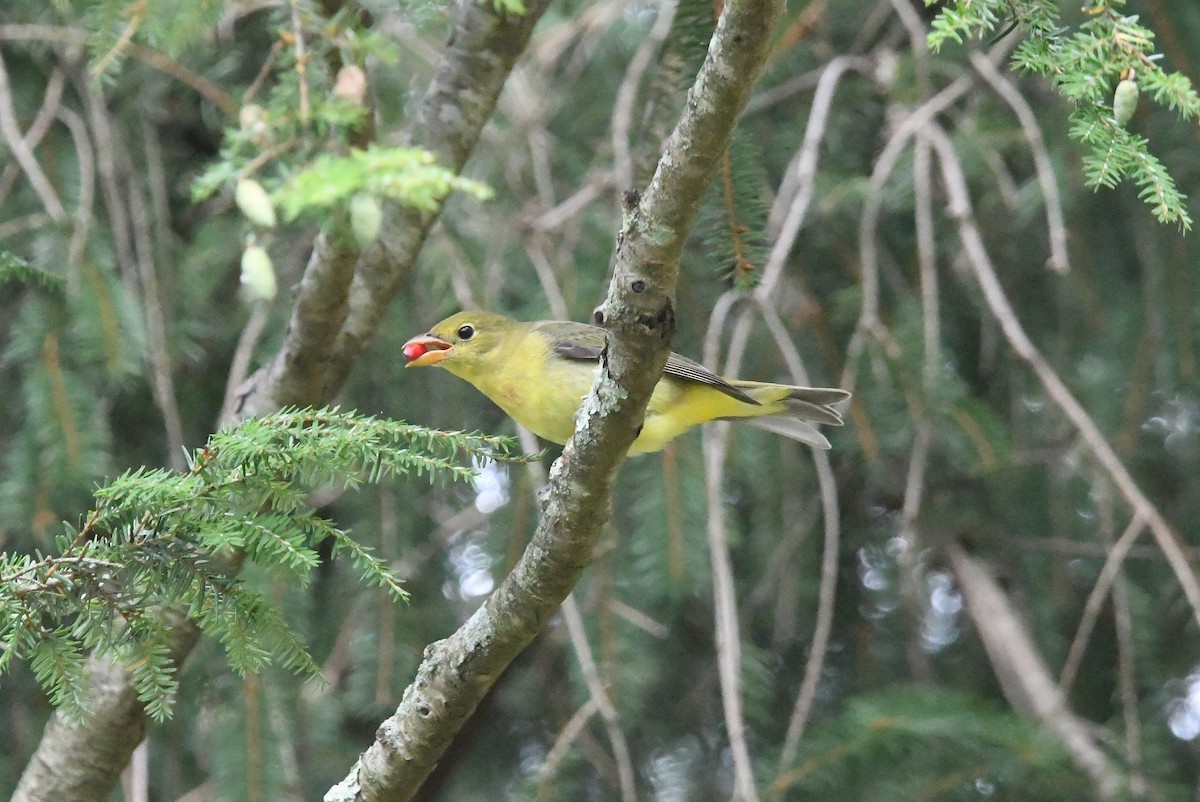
536 320 759 406
662 352 760 405
535 320 606 361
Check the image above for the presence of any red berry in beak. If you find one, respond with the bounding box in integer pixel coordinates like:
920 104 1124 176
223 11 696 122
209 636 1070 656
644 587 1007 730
403 342 428 362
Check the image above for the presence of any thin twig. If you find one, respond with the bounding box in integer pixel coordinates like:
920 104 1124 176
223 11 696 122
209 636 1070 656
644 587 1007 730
702 309 761 802
995 532 1196 561
429 228 480 311
841 40 1017 395
90 5 144 78
970 52 1070 274
702 422 761 802
947 543 1127 799
885 0 930 96
841 71 977 392
221 302 272 424
606 597 669 639
536 698 600 801
891 133 939 681
756 303 842 762
1095 480 1147 796
243 40 285 105
82 77 138 289
120 42 239 117
523 233 571 320
761 56 871 289
742 498 820 625
532 0 631 69
610 0 677 193
527 177 610 232
0 24 87 46
1058 513 1147 695
882 0 942 669
0 213 50 239
561 596 637 802
0 63 67 208
743 67 824 117
740 68 855 729
120 141 187 471
0 50 66 221
517 429 636 801
56 107 95 270
1112 555 1146 796
141 117 174 261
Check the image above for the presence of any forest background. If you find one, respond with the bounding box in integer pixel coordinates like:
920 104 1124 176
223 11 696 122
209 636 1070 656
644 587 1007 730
2 0 1200 800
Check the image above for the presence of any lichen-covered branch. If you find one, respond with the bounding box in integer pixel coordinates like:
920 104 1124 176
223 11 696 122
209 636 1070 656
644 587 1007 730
11 611 200 802
947 544 1128 798
327 0 785 799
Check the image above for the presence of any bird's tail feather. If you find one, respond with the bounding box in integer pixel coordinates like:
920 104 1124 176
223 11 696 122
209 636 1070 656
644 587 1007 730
782 396 844 426
728 382 850 448
744 415 831 449
732 382 849 422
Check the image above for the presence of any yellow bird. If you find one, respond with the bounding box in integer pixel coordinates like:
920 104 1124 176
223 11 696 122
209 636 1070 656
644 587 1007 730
402 311 849 453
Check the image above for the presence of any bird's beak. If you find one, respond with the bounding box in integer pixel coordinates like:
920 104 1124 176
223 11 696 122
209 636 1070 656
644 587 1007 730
402 334 453 367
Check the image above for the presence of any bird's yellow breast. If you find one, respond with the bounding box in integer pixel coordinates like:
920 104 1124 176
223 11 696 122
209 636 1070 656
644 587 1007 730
444 328 592 446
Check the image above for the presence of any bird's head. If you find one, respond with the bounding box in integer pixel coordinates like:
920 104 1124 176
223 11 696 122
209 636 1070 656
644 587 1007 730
402 311 514 373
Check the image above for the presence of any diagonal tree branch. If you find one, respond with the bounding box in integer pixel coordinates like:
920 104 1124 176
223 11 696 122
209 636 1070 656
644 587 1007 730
11 611 201 802
326 0 785 798
947 543 1128 799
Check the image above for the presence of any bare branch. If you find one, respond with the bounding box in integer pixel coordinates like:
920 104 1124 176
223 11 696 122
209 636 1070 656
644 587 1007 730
947 543 1128 799
562 596 637 802
761 56 872 291
51 106 95 268
760 305 842 763
891 134 940 682
0 49 66 221
970 51 1070 274
120 136 187 471
702 304 761 801
1058 513 1147 695
611 0 677 193
841 42 1015 393
702 420 760 802
82 77 138 289
749 57 861 755
0 63 68 208
523 232 571 320
536 699 600 801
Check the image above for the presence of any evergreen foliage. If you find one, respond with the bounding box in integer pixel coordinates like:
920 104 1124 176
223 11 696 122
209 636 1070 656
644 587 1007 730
0 409 527 722
770 688 1086 801
272 146 493 222
929 0 1200 227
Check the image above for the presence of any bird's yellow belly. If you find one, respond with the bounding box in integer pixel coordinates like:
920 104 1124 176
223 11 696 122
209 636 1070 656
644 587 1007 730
476 358 594 446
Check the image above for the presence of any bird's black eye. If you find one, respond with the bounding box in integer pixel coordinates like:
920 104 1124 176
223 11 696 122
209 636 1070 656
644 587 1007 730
457 324 475 341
